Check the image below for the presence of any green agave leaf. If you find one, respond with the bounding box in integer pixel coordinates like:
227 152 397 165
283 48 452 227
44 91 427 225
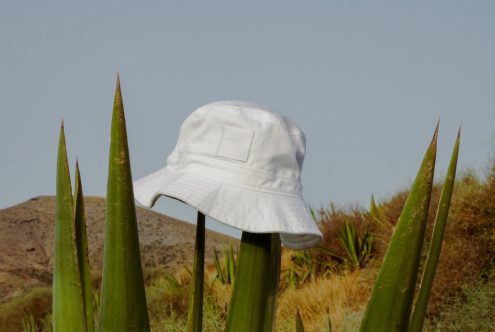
370 194 385 227
340 221 359 266
225 232 281 332
409 129 460 332
326 310 332 332
360 125 438 332
295 307 305 332
186 212 205 332
53 122 86 332
74 162 95 332
263 234 281 332
99 75 150 331
213 247 225 284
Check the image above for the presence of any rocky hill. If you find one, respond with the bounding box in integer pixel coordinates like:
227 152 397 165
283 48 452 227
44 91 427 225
0 196 236 302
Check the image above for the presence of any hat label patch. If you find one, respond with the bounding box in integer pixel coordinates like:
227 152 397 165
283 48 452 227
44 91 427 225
216 125 254 162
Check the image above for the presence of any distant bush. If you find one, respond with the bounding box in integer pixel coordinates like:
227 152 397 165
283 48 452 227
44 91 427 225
0 287 51 332
424 280 495 331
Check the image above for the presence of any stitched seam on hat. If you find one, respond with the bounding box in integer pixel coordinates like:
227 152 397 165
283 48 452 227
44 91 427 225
180 152 301 181
204 175 303 198
232 183 301 198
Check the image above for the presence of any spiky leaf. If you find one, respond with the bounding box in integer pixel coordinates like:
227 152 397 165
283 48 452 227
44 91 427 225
53 123 86 332
295 308 305 332
409 129 460 332
74 162 95 332
370 194 385 227
213 247 225 284
99 75 150 331
186 212 205 332
360 125 438 332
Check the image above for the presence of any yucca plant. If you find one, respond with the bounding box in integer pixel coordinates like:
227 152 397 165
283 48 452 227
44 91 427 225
99 75 150 331
360 125 460 331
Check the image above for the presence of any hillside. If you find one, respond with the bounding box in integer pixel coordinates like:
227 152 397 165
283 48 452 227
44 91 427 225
0 196 236 302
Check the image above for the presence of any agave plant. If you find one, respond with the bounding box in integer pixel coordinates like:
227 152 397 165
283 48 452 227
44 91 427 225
225 233 281 332
213 243 237 285
339 219 373 268
52 123 93 332
99 75 150 331
74 163 95 332
285 250 319 288
408 129 460 331
360 125 460 331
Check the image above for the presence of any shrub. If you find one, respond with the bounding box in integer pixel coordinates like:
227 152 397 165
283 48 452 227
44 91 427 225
424 280 495 331
0 287 51 332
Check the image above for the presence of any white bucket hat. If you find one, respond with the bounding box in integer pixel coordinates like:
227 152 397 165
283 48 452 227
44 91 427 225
134 100 322 249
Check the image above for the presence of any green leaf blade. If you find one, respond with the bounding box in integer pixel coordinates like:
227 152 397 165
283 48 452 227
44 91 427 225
99 76 150 331
360 126 438 332
74 162 95 332
53 123 86 332
225 232 281 332
213 247 225 284
295 307 305 332
409 129 460 332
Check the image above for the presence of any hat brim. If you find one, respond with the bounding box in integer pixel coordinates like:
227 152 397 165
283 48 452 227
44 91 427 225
133 167 322 250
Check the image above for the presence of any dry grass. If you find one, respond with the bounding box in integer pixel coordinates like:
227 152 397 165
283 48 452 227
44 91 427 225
276 269 375 331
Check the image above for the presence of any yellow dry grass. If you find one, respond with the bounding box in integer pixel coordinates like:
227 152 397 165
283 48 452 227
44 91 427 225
276 268 375 331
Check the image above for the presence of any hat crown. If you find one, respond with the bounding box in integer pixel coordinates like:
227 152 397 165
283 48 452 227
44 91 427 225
170 101 306 180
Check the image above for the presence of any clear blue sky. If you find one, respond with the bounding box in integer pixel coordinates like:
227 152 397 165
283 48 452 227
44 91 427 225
1 2 494 237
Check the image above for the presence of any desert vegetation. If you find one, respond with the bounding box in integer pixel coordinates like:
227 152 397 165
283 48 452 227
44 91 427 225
1 78 494 331
2 164 494 331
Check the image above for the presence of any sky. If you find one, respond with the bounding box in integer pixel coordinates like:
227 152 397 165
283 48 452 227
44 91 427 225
1 2 494 238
